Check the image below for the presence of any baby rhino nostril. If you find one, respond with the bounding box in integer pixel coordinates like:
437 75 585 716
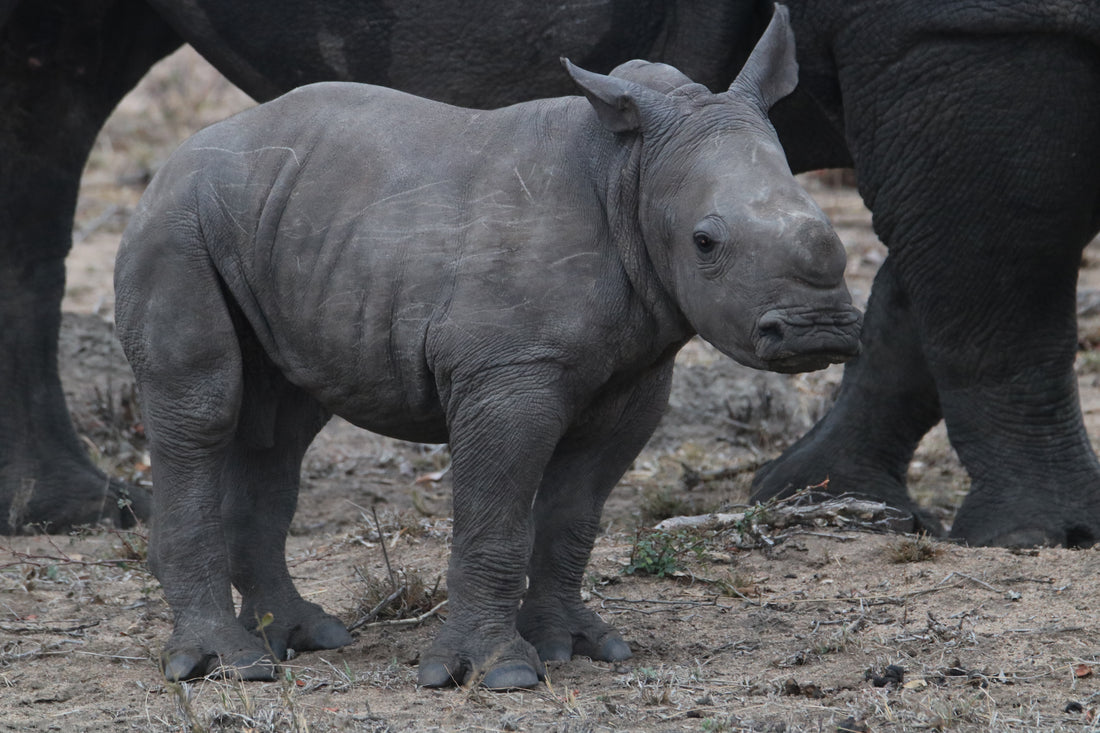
755 311 785 342
758 322 783 342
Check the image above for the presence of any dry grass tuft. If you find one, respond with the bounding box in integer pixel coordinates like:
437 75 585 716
352 567 446 627
886 534 944 563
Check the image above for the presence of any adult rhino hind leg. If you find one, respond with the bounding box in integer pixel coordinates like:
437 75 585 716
751 258 944 534
517 358 675 665
835 34 1100 547
0 2 180 532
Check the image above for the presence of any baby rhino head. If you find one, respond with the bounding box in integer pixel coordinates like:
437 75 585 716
566 5 862 373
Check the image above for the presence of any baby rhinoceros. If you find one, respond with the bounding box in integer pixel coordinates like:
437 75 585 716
115 6 860 690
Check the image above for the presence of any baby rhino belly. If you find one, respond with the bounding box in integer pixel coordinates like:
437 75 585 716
267 303 449 444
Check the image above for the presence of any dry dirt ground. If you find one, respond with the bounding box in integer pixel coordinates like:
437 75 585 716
4 48 1100 733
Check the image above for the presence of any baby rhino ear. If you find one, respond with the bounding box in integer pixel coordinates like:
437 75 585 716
728 4 799 111
562 58 672 133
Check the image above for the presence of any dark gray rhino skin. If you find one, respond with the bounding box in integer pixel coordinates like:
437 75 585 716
115 9 860 689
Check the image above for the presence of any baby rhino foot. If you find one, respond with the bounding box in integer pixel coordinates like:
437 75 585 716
418 627 545 690
240 598 353 660
517 597 631 663
161 623 277 682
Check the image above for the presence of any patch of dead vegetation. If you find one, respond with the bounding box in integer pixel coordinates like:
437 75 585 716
886 534 945 564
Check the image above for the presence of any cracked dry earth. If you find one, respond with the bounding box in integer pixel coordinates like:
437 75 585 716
4 46 1100 732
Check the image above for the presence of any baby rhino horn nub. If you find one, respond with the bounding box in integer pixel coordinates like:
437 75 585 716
729 4 798 112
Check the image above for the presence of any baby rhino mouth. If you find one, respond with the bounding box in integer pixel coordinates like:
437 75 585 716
753 305 863 373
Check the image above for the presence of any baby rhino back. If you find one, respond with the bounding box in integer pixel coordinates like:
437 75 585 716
117 81 615 441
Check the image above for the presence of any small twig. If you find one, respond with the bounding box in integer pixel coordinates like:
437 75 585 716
286 541 345 568
370 506 398 591
592 590 715 607
655 490 907 535
785 530 859 542
999 626 1086 636
2 639 86 661
762 585 948 608
71 650 148 662
354 599 448 630
601 604 703 616
592 590 727 616
1001 576 1056 585
346 586 407 632
845 614 868 635
938 571 1001 593
73 204 123 243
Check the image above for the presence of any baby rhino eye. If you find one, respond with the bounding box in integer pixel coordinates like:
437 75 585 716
693 232 716 254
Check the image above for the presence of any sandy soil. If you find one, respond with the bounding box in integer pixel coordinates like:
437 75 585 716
4 46 1100 732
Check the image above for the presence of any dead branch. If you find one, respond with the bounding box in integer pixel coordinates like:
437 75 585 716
655 494 909 534
1 536 147 572
0 620 100 635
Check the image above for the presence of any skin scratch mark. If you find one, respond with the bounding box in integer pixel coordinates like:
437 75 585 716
550 252 599 267
192 146 302 167
354 180 455 215
207 183 248 234
514 166 534 203
533 161 552 196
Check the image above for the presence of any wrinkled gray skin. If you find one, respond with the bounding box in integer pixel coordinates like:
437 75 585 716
115 9 860 689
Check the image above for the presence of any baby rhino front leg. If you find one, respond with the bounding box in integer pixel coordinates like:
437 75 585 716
518 359 674 665
417 374 570 690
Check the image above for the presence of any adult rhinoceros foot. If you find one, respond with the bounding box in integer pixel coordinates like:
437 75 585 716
418 627 544 690
1 442 151 534
949 484 1100 549
750 419 944 538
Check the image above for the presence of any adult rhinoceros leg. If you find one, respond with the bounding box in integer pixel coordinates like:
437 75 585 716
0 2 180 532
762 33 1100 547
518 354 675 664
751 258 943 533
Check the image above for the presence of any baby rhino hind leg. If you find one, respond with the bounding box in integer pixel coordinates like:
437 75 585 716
118 248 279 680
118 237 349 679
221 362 352 662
